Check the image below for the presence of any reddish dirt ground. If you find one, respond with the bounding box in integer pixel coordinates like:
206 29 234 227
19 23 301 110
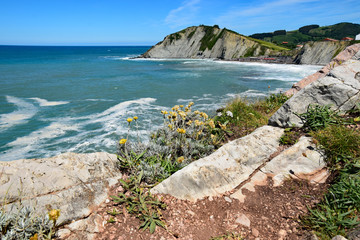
94 177 329 240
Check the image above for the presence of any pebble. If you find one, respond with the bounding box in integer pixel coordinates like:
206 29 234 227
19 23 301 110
252 228 259 237
235 214 251 228
224 196 232 203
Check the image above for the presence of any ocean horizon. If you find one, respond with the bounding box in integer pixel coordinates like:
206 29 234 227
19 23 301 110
0 46 321 161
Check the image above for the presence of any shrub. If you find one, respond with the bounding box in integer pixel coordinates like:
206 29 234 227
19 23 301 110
279 128 302 145
311 125 360 168
111 173 166 234
214 93 289 137
296 105 342 131
302 159 360 238
0 206 59 240
117 103 226 184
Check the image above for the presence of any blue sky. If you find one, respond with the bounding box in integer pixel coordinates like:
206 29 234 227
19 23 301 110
1 0 359 46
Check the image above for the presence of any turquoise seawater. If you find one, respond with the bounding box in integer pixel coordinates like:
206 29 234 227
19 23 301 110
0 46 321 161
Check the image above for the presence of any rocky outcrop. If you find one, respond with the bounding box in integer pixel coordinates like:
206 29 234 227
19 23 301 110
152 127 328 202
231 136 328 202
286 43 360 96
269 57 360 128
294 40 351 65
151 126 284 201
142 25 287 60
0 152 121 226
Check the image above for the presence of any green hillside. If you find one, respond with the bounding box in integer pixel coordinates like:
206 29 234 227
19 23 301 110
249 22 360 49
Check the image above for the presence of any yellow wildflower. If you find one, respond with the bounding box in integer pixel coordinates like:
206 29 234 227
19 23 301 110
195 120 203 126
168 124 173 130
161 110 168 115
219 122 227 130
177 156 185 163
180 105 184 108
177 128 186 134
194 110 200 115
178 111 187 119
172 105 180 111
30 234 38 240
200 112 208 119
208 120 215 129
48 209 60 222
186 120 192 125
133 116 138 120
188 101 194 107
185 107 189 112
127 118 133 123
119 139 127 145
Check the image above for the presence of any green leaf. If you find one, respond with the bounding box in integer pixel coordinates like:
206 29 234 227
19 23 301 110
149 220 156 233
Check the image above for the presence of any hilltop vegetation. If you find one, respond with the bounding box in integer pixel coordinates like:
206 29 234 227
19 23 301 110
249 22 360 49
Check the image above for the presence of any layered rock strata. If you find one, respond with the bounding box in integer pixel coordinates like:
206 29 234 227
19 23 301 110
142 25 285 60
269 57 360 128
0 152 121 225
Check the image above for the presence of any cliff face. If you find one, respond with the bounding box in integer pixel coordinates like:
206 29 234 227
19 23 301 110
294 41 351 65
142 25 287 59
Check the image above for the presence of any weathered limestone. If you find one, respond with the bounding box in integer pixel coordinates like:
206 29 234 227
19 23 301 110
286 44 360 96
142 26 282 60
151 126 284 201
231 137 328 202
269 59 360 128
0 152 121 225
294 41 350 65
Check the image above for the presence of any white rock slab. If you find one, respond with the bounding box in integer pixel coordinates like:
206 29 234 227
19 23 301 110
0 152 121 225
151 126 284 201
269 59 360 128
231 137 329 202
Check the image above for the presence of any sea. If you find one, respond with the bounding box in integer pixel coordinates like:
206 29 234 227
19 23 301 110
0 46 321 161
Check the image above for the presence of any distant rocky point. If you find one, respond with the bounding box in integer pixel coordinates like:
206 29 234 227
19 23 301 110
141 25 357 65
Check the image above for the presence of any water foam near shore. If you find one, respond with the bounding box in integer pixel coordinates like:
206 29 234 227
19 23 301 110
0 46 320 161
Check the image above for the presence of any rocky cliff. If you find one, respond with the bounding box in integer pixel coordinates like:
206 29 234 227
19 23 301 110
141 25 289 60
293 40 351 65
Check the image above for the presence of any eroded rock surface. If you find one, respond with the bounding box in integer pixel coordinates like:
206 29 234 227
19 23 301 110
231 136 329 202
0 152 121 225
269 59 360 128
286 44 360 96
151 126 284 201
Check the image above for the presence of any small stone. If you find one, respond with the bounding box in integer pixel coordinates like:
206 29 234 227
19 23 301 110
235 214 251 228
252 228 259 237
210 215 214 220
331 236 347 240
224 196 232 203
56 228 71 239
278 229 287 239
105 199 110 203
186 210 195 216
209 196 213 201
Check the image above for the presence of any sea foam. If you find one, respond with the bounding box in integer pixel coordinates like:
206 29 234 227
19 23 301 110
29 97 69 106
0 96 37 131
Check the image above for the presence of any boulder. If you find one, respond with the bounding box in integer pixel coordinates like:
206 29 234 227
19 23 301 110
269 59 360 128
151 126 284 201
286 44 360 96
0 152 121 225
231 136 329 202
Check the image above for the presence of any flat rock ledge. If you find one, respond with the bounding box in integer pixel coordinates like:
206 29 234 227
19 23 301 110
152 127 329 203
269 58 360 128
231 136 328 202
0 152 121 226
152 126 285 201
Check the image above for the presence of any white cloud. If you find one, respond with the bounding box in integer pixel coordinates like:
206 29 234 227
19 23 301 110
165 0 201 28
